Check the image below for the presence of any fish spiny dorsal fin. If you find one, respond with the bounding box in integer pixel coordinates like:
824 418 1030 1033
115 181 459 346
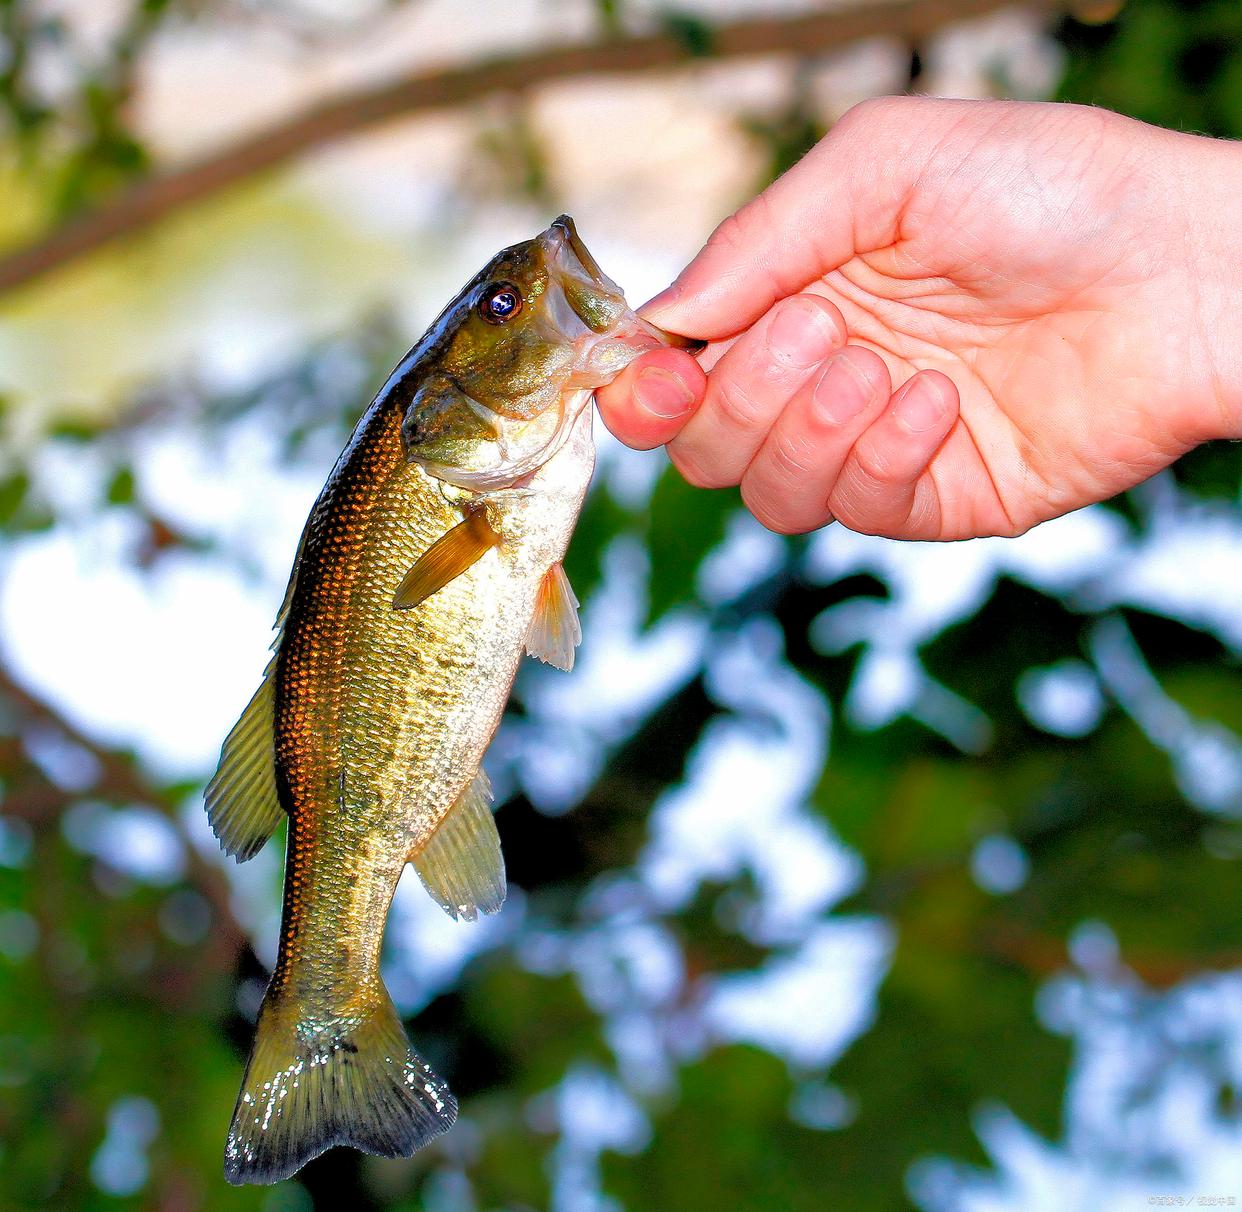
204 656 285 862
224 982 456 1185
524 562 581 672
411 768 505 921
392 505 500 611
270 527 307 652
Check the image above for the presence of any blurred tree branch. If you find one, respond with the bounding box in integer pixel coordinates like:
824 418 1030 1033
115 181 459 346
0 659 249 963
0 0 1059 297
978 921 1242 989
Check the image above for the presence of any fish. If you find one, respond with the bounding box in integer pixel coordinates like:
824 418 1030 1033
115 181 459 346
203 215 698 1185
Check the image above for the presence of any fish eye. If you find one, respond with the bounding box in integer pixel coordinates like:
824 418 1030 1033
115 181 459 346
479 281 523 324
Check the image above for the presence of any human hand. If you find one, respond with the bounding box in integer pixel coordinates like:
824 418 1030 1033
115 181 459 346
597 97 1242 539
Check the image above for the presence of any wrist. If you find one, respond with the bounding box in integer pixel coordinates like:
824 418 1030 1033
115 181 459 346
1175 128 1242 441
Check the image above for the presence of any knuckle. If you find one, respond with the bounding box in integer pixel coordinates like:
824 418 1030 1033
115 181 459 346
838 95 890 128
702 193 789 301
901 483 940 539
836 94 914 136
828 457 921 540
739 480 776 528
827 487 888 539
741 487 805 536
850 435 905 487
765 426 820 483
829 95 956 176
710 375 768 434
705 210 752 260
670 448 725 491
740 444 826 536
707 193 779 261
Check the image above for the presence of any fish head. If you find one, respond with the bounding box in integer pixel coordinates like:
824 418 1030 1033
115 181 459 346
399 215 699 490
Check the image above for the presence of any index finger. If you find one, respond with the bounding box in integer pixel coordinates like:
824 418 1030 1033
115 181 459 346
641 97 931 340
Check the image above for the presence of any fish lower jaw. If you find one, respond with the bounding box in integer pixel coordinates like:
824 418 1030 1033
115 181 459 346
564 318 680 389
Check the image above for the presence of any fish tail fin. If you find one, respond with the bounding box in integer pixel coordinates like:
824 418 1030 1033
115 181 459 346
224 983 457 1185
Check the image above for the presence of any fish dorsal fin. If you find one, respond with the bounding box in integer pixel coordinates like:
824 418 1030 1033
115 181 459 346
271 528 307 651
205 523 308 862
411 768 505 921
204 659 285 862
524 562 581 672
392 505 501 611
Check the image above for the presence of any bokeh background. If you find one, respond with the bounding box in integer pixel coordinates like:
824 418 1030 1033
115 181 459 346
2 0 1242 1208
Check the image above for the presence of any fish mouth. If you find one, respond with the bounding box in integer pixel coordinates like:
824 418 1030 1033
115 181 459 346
549 214 611 289
542 215 703 353
541 215 624 335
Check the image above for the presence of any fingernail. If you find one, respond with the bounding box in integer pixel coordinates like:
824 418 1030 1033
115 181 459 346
893 376 946 433
814 351 875 424
635 366 695 419
767 298 838 369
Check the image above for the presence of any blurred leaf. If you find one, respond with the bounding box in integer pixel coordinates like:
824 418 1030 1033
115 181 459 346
643 465 738 624
604 1046 837 1212
0 470 29 526
562 482 633 610
105 465 135 506
595 0 624 35
469 966 610 1095
742 98 824 181
675 877 769 974
1057 0 1242 136
1170 439 1242 500
659 10 716 57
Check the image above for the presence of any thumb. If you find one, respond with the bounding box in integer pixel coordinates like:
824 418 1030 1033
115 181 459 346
641 97 928 341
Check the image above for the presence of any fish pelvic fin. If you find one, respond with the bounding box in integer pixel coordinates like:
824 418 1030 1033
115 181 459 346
412 768 506 921
204 660 285 862
524 562 581 672
392 504 501 611
224 983 456 1186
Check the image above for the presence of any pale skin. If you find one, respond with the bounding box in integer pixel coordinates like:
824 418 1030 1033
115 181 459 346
595 96 1242 540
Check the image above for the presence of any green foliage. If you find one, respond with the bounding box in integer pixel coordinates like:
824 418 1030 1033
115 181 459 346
740 77 828 184
105 465 135 507
658 11 716 58
1058 0 1242 136
594 0 624 37
642 466 738 624
605 1046 842 1212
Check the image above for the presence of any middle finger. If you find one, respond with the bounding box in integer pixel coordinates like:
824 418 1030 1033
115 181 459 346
667 293 846 488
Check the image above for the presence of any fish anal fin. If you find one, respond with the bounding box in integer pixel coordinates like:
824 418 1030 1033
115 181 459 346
224 984 455 1185
524 562 581 672
411 768 505 921
393 505 501 611
204 666 285 862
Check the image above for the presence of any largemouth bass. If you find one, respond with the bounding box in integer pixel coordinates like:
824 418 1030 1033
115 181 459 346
204 217 695 1185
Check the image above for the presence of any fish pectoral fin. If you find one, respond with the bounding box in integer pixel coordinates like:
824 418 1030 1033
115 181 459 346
411 768 506 921
204 663 286 862
224 984 456 1185
524 562 581 672
392 505 501 611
